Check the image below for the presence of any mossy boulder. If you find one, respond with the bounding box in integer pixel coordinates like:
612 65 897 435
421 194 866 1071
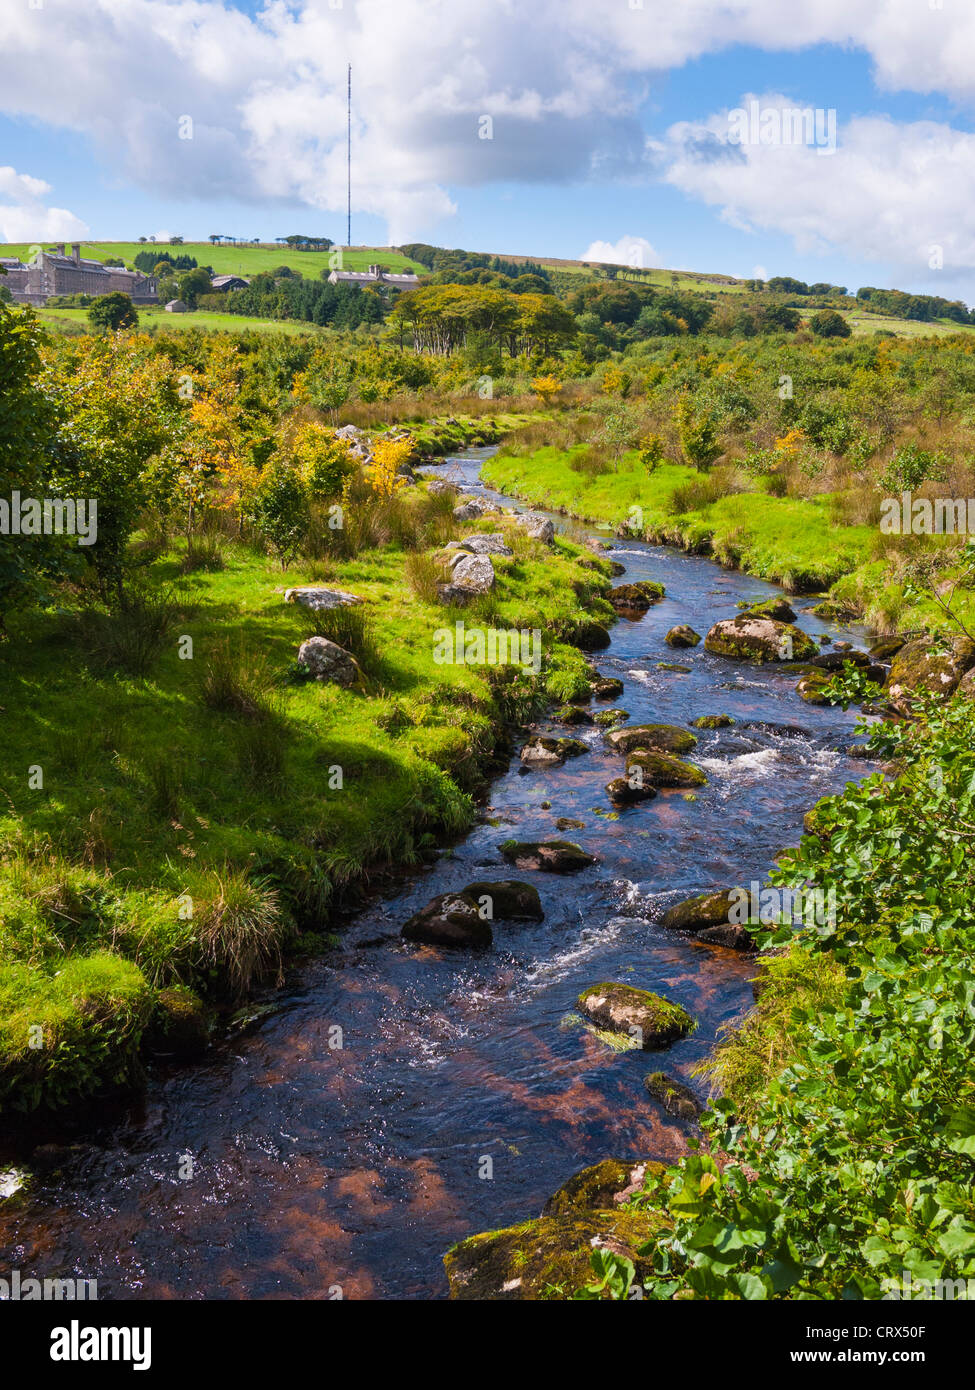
554 817 586 832
555 704 593 726
444 1208 666 1300
145 986 212 1060
697 922 756 951
740 596 797 622
664 624 701 648
809 649 871 671
571 620 611 650
520 735 589 766
499 840 596 872
605 777 658 805
605 723 697 756
591 675 624 700
705 615 819 663
625 751 707 788
657 662 692 673
869 636 907 661
644 1072 704 1121
796 670 833 705
887 636 975 714
543 1158 666 1217
577 982 694 1048
461 880 544 922
402 892 491 948
659 890 732 932
608 581 665 612
693 714 734 729
593 707 629 727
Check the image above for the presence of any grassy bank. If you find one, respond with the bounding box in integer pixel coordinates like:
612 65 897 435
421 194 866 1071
483 442 975 636
0 512 607 1113
483 443 876 590
620 695 975 1299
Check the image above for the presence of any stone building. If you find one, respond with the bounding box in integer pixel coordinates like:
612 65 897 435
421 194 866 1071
1 244 158 307
327 262 419 290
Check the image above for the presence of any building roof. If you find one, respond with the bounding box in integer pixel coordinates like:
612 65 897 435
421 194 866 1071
211 274 249 288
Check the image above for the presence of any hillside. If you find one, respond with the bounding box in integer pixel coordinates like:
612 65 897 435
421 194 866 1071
0 241 428 278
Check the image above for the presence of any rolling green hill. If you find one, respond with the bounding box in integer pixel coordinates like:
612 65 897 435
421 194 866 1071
0 241 428 278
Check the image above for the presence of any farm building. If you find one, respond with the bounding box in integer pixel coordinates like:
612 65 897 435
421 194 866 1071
327 262 419 290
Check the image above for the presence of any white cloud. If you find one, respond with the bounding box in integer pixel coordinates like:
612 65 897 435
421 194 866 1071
0 166 89 245
663 96 975 278
582 235 662 269
2 1 975 247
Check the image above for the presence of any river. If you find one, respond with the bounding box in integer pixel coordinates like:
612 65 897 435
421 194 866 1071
0 447 870 1299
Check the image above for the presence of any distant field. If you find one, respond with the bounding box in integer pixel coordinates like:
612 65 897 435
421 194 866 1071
796 306 974 339
1 241 427 278
34 306 326 337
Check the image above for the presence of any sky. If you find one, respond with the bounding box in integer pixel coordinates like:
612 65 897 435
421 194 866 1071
2 0 975 300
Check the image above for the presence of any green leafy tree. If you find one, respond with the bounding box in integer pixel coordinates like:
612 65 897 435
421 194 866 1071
88 292 138 332
247 461 308 568
810 308 852 339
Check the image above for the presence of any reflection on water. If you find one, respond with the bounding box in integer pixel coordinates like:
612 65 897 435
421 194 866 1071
0 448 872 1300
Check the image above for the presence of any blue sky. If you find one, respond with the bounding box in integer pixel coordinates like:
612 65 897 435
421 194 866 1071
2 1 975 300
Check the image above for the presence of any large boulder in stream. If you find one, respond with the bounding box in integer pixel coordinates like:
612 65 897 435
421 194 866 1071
499 840 596 872
461 881 544 922
704 615 819 663
886 636 975 714
577 983 694 1048
401 892 491 948
444 1207 666 1300
591 675 624 700
605 723 697 756
739 596 797 622
571 620 612 651
625 751 707 789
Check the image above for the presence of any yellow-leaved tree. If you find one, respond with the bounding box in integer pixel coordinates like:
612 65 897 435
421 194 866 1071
366 437 413 498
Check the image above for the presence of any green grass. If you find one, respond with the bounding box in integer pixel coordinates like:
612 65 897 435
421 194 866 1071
0 516 601 1110
1 241 428 278
35 306 326 337
483 444 876 590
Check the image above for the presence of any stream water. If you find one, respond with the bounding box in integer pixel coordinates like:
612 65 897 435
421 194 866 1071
0 448 871 1300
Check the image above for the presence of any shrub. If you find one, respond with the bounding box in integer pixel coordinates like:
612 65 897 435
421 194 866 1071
193 870 289 997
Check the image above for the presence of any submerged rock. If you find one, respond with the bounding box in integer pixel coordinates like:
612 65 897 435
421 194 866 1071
401 892 491 948
644 1072 704 1121
543 1158 666 1217
444 1207 665 1300
499 840 596 872
604 723 697 756
664 624 701 648
577 982 694 1048
461 880 544 922
705 615 819 663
